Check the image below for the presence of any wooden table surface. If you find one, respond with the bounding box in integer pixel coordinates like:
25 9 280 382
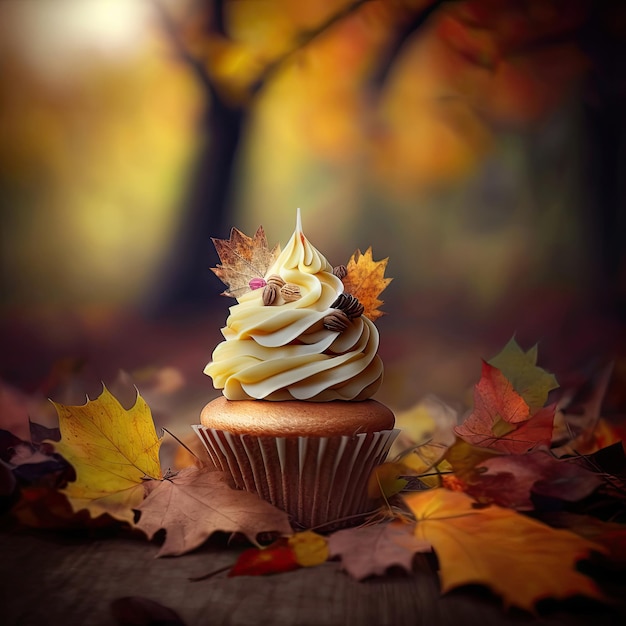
2 526 624 626
1 310 625 625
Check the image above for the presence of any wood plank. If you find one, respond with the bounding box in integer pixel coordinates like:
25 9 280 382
1 529 622 626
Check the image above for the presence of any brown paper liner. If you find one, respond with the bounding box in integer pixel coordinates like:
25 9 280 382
193 425 399 530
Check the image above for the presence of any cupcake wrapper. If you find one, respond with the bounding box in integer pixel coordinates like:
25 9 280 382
193 425 400 529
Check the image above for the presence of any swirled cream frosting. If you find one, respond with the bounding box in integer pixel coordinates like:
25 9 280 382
205 213 383 401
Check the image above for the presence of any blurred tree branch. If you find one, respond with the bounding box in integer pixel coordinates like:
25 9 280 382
149 0 615 316
147 0 386 313
152 0 214 96
253 0 374 94
369 0 447 93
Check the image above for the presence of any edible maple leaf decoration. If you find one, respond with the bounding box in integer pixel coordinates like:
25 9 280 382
211 226 280 299
341 247 392 321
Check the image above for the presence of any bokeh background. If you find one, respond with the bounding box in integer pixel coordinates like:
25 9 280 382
1 0 625 438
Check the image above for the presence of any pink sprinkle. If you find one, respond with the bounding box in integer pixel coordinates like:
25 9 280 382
249 277 267 291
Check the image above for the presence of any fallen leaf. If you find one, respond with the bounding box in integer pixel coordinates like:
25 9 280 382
368 462 409 499
489 338 559 411
11 486 116 529
110 596 186 626
441 474 467 492
136 465 292 556
390 395 459 474
327 521 431 580
573 441 626 498
404 488 604 610
1 428 73 491
469 451 603 510
454 362 555 453
552 363 614 456
288 530 329 567
341 247 391 321
227 530 328 577
9 443 52 467
537 512 626 565
211 226 280 299
0 461 16 501
0 429 23 463
229 541 299 577
29 421 60 445
444 438 500 483
567 418 626 458
52 386 162 524
579 440 626 479
12 456 73 492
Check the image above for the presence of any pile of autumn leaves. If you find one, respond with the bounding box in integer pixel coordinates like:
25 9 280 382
1 339 625 612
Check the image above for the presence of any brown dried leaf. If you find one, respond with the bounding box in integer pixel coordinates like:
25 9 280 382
341 247 391 321
211 226 280 299
470 451 603 510
136 466 292 556
367 462 409 499
327 521 431 580
110 596 186 626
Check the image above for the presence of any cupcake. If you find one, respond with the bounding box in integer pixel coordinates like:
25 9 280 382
194 210 397 529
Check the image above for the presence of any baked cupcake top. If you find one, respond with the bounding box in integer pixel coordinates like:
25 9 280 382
200 397 395 436
205 210 388 401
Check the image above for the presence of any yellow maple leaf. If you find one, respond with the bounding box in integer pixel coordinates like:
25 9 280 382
368 462 409 499
52 386 162 524
288 530 329 567
444 437 500 483
341 247 392 322
404 488 605 610
391 396 459 481
211 226 280 299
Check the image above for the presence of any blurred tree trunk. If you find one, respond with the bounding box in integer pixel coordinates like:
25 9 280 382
147 0 625 321
146 0 383 315
146 0 244 314
148 98 245 314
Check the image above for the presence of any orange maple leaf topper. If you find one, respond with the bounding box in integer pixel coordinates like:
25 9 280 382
341 247 392 321
211 226 280 299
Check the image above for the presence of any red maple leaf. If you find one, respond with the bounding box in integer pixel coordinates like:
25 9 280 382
467 451 603 510
454 361 555 453
229 540 300 577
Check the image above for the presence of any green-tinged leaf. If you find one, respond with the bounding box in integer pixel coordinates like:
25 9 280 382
489 337 558 410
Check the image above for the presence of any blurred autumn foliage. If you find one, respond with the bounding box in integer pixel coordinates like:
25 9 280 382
1 0 625 407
